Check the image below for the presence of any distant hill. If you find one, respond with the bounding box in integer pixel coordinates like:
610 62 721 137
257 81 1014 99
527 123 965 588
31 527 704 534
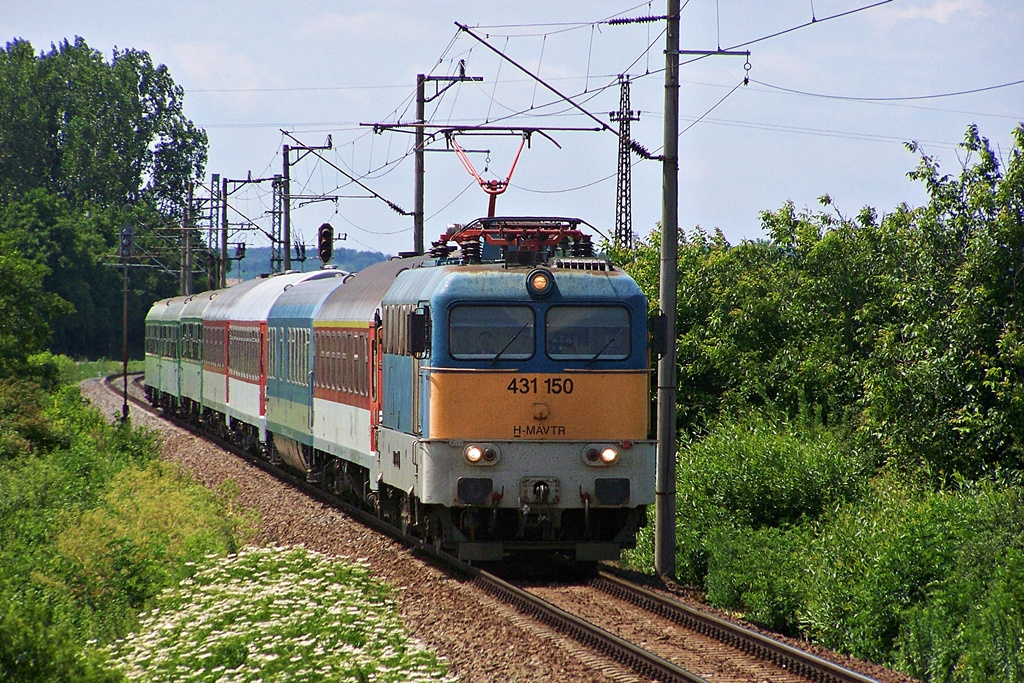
226 246 389 281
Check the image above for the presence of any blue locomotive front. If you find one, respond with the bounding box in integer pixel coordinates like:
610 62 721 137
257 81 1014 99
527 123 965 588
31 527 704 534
374 218 656 562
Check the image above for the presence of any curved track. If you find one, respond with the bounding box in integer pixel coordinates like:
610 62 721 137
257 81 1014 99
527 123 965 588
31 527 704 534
108 373 881 683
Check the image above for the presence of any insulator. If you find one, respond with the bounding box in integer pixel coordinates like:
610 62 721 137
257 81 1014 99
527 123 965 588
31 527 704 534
581 235 594 257
460 240 482 264
430 241 454 259
630 139 654 159
606 14 667 25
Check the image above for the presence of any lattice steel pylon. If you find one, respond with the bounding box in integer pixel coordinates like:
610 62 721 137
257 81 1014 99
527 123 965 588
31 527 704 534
610 74 639 251
271 174 284 273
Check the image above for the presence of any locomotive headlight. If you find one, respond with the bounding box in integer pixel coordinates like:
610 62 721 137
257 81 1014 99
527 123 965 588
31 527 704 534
526 268 554 297
464 443 500 465
582 444 619 466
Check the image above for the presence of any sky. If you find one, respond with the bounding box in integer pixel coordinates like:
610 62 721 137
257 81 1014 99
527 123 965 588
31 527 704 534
3 0 1023 258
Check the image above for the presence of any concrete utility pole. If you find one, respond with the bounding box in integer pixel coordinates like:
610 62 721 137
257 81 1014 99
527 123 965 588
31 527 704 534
280 136 334 269
415 75 425 255
654 4 751 579
414 64 483 254
656 0 680 580
221 176 229 288
282 145 291 271
119 223 133 423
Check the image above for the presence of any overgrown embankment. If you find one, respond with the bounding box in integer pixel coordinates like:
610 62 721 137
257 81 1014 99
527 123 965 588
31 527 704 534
622 125 1024 683
0 375 254 681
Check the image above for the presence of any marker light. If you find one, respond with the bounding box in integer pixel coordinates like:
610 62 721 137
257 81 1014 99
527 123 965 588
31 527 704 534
465 445 483 463
483 447 497 462
526 269 554 297
582 444 619 466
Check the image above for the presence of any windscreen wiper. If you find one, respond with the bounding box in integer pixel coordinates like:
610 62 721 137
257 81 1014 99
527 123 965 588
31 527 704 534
491 322 530 365
586 328 622 365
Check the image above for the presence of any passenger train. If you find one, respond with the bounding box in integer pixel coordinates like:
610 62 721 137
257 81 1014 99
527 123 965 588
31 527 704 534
145 217 657 562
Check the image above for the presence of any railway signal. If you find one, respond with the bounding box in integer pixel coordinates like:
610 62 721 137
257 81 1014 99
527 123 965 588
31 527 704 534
119 224 134 261
317 222 334 265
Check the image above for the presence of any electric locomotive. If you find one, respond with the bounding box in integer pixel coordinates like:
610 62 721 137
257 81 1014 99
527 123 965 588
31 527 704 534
144 216 656 562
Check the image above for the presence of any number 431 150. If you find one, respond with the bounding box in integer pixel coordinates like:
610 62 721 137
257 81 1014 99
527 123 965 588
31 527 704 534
506 377 574 395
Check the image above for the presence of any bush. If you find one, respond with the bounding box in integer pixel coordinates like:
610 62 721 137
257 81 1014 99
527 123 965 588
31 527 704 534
0 605 123 683
624 412 869 587
704 524 809 634
55 460 257 636
25 351 78 391
0 382 256 674
0 379 65 459
802 474 1024 671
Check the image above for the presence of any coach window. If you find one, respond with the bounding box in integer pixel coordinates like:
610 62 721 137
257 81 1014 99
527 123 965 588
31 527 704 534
546 306 630 361
449 305 534 360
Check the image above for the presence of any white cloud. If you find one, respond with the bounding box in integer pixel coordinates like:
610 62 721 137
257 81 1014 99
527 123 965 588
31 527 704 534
171 42 270 91
877 0 991 24
297 10 426 43
169 42 275 111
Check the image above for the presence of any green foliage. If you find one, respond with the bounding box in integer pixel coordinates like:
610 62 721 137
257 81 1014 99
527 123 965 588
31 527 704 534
55 460 256 623
106 547 452 682
25 352 79 391
802 475 1024 679
703 524 808 634
55 357 146 385
0 37 208 360
624 412 868 586
1 605 124 683
0 379 66 459
0 188 179 360
0 384 256 679
0 37 207 214
618 125 1024 680
0 234 72 378
621 125 1024 480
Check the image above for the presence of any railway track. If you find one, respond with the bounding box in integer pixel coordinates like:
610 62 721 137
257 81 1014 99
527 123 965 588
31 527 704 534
105 373 883 683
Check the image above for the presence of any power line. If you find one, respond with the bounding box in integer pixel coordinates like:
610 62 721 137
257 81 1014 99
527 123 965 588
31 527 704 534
751 76 1024 102
722 0 895 51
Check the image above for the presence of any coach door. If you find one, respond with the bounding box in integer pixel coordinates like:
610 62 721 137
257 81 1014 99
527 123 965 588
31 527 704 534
370 319 382 450
258 323 267 416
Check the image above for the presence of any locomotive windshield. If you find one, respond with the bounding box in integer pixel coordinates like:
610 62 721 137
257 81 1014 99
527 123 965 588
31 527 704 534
449 305 535 360
546 306 630 361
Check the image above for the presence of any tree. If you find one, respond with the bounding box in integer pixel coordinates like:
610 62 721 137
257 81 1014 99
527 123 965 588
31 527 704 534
617 124 1024 477
0 37 207 217
0 37 207 358
0 234 71 378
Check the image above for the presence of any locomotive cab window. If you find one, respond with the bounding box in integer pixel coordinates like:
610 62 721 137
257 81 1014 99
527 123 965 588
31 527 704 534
449 305 535 360
546 306 630 361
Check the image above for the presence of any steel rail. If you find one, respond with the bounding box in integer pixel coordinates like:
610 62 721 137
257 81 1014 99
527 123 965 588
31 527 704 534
110 374 706 682
594 572 881 683
109 373 868 683
469 570 708 683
